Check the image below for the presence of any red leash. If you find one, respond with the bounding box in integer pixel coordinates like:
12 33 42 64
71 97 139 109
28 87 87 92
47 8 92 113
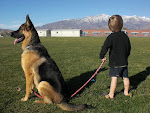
70 59 106 98
32 90 44 99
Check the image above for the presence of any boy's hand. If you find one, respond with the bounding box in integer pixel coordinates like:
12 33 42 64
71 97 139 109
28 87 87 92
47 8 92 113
102 57 107 62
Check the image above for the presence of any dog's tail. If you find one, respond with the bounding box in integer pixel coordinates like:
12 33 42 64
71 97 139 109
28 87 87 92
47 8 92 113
57 101 86 111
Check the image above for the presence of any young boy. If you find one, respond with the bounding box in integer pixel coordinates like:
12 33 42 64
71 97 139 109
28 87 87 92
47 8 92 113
100 15 131 99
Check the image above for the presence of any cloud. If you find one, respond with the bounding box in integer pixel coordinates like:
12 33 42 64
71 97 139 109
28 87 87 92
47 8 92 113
0 24 20 30
0 22 44 30
33 23 44 27
11 20 24 24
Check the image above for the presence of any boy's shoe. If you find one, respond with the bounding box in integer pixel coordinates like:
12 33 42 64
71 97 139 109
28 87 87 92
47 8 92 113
121 91 132 97
105 94 114 99
124 93 132 97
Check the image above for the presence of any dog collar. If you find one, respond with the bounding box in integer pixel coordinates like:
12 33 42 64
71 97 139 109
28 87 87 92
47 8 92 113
25 45 32 50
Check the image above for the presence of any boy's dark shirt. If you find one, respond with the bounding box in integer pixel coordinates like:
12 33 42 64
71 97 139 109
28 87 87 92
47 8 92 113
100 31 131 67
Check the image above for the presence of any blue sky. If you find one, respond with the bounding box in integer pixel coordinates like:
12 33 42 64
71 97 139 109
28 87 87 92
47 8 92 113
1 0 150 30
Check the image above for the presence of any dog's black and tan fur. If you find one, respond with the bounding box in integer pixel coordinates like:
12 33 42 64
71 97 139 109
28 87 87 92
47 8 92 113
11 15 86 111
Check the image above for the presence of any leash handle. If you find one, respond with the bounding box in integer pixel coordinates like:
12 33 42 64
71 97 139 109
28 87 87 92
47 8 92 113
70 59 106 98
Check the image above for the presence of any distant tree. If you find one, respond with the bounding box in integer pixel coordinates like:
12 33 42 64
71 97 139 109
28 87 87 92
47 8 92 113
101 27 105 30
1 31 11 37
122 27 128 30
147 28 150 30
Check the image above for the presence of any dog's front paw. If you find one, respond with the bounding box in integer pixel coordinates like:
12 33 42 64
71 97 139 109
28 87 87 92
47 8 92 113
21 97 28 101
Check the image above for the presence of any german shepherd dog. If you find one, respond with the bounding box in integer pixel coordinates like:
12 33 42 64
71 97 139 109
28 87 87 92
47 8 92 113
10 15 86 111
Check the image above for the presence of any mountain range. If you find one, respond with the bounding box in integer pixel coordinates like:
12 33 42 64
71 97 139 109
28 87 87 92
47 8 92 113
36 14 150 30
0 29 13 35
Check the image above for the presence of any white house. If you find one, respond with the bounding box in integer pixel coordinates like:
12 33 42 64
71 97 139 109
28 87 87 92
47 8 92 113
51 29 81 37
37 29 51 37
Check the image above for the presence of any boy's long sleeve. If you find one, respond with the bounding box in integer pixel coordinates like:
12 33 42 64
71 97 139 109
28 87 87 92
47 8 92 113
127 38 131 56
99 36 111 59
99 31 131 67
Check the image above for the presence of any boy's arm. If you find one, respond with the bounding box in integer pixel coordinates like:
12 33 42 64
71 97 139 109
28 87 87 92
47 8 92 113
99 36 111 59
127 37 131 56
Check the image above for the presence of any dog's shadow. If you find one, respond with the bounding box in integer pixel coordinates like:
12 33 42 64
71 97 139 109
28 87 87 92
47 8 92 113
66 67 108 98
129 66 150 90
30 67 107 100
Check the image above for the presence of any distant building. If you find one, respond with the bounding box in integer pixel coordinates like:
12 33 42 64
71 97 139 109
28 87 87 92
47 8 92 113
82 29 150 37
82 30 111 37
126 30 150 37
0 34 3 37
36 29 150 37
37 29 51 37
51 29 81 37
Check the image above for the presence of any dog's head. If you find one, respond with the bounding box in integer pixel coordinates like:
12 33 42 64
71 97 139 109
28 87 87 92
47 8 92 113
11 15 40 49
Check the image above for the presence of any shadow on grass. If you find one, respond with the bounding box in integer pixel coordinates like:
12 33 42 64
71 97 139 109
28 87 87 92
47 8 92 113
66 67 108 99
115 66 150 95
105 67 150 96
30 67 108 100
129 66 150 90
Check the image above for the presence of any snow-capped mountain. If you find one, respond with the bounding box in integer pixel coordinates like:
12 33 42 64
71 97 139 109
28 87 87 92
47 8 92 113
36 14 150 30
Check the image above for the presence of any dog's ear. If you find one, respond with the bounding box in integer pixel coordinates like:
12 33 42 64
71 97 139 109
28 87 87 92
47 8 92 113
26 15 32 25
26 15 33 30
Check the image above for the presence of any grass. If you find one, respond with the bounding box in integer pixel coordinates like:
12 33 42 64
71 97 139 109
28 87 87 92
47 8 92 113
0 37 150 113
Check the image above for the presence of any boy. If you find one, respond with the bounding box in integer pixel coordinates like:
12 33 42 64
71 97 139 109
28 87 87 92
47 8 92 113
100 15 131 99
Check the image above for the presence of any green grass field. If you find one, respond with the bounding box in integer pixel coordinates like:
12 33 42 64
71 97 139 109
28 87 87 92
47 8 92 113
0 37 150 113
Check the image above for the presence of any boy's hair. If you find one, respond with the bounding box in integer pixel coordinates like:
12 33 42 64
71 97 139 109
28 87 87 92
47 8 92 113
108 15 123 32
